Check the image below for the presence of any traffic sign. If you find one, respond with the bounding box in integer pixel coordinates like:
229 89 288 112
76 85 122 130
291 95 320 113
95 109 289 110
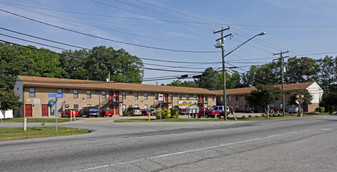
48 94 65 98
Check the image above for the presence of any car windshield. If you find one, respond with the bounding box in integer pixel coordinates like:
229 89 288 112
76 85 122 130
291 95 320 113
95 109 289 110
90 107 99 111
133 107 141 110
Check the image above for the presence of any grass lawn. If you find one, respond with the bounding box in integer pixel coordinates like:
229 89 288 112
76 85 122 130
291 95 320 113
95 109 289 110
0 118 79 123
0 126 89 141
114 113 330 123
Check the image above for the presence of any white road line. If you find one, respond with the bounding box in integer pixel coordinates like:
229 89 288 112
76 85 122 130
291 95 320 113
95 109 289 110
78 130 308 171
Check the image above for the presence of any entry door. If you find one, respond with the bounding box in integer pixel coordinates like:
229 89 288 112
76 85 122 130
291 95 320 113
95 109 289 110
25 104 32 117
164 93 168 102
42 104 48 117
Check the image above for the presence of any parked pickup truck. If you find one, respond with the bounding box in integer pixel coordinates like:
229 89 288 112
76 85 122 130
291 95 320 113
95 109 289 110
198 107 220 118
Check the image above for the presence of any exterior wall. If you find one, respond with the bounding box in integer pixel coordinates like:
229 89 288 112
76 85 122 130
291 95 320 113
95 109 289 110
19 86 217 118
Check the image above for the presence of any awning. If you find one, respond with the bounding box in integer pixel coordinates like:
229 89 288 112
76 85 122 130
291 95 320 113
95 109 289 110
48 99 56 105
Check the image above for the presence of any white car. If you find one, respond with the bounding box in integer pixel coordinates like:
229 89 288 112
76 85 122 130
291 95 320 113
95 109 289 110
288 105 299 113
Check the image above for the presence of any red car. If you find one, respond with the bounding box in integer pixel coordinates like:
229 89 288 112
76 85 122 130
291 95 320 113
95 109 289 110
142 109 153 116
61 109 79 118
198 107 220 118
100 109 113 117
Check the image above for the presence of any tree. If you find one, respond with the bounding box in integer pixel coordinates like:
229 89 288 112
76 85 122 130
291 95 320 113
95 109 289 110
0 43 35 90
195 67 222 90
166 80 198 88
60 46 144 83
288 90 313 106
247 84 283 117
0 90 22 120
241 62 280 87
285 57 320 83
227 71 244 89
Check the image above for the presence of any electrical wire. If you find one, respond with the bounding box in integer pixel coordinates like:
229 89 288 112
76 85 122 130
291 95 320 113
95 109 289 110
3 3 212 50
0 8 217 53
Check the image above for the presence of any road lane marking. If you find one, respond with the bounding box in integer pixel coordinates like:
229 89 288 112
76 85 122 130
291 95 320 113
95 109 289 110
79 130 308 171
13 140 104 151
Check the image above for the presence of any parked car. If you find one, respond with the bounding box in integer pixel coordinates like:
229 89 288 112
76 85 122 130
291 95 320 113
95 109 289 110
61 109 79 118
288 105 299 113
142 109 153 116
197 107 220 118
99 108 113 117
79 107 100 117
123 107 142 116
212 105 230 116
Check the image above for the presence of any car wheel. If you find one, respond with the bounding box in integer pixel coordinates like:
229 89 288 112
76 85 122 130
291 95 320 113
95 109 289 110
205 114 209 118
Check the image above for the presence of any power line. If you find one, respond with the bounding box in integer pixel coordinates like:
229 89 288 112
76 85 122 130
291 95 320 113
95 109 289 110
0 8 217 54
0 26 223 65
3 3 212 50
0 40 205 74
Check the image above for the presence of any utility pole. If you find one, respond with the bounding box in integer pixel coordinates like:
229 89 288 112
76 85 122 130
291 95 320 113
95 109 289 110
273 50 289 117
214 27 232 120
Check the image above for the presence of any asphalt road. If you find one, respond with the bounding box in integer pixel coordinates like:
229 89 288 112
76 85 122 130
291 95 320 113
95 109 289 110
1 115 336 172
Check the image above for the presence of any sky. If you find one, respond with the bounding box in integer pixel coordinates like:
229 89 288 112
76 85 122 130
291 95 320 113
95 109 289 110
1 0 337 85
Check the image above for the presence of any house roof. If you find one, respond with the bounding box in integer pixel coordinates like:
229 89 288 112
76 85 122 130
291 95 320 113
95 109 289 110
17 76 218 95
214 82 315 95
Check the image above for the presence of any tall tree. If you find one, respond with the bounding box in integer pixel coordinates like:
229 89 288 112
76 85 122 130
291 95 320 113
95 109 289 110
0 43 35 90
285 57 320 83
247 84 283 117
195 67 222 90
61 46 144 83
242 61 280 87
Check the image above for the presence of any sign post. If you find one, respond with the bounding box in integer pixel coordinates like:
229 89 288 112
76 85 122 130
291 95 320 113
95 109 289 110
48 94 64 131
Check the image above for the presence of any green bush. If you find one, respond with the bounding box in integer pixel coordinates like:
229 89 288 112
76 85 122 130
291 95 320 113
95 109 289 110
316 107 325 112
170 107 180 118
155 108 171 119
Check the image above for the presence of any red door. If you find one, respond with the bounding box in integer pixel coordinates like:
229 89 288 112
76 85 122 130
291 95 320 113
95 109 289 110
115 91 119 102
42 104 48 117
25 104 32 117
164 93 168 102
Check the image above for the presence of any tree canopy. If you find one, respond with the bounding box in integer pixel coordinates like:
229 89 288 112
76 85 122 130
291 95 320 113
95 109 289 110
247 84 283 117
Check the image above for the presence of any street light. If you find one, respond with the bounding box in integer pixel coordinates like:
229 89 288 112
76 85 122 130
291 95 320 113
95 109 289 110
214 31 265 120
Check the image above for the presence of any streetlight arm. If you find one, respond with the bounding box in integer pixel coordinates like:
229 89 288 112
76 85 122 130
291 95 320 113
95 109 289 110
224 32 265 58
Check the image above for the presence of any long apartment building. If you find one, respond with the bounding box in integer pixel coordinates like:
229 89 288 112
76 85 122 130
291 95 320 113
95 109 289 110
14 76 218 118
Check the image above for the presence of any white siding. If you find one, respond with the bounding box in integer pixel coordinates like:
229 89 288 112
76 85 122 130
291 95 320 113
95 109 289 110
306 82 323 104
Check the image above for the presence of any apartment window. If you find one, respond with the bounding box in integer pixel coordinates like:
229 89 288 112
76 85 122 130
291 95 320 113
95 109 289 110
194 95 197 100
122 92 126 99
186 95 189 100
170 93 173 101
236 95 239 101
87 90 91 98
57 88 63 94
179 94 182 100
122 104 126 111
144 93 148 100
65 88 69 93
135 104 139 107
228 96 231 102
144 104 148 109
73 90 78 98
87 104 91 107
155 93 158 100
74 104 78 111
212 96 215 101
135 92 138 100
221 96 223 101
205 96 208 101
102 91 106 99
29 88 35 97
